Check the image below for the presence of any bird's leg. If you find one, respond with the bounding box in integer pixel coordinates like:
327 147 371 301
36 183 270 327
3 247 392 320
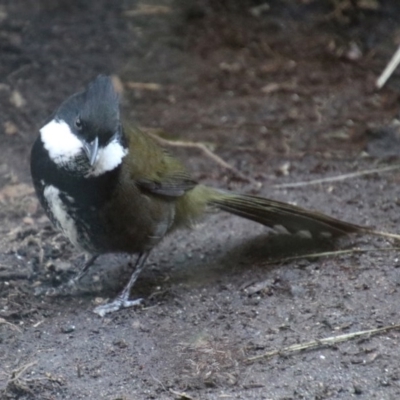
54 254 100 294
70 254 99 284
35 254 99 297
93 252 150 317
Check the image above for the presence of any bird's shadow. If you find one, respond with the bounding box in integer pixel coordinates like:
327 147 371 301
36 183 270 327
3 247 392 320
168 232 339 286
73 231 344 301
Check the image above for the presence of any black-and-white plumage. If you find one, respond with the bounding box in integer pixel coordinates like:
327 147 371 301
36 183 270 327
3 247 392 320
31 76 375 316
31 78 127 253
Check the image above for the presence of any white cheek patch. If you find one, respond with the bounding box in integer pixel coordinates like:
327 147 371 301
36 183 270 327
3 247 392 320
90 140 128 176
40 119 83 164
40 119 127 176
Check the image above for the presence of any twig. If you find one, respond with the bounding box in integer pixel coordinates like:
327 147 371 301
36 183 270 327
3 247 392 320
2 360 63 396
8 361 37 384
146 130 261 187
150 373 167 392
273 164 400 189
2 360 37 396
0 317 22 333
0 272 30 281
169 388 196 400
247 324 400 363
376 45 400 89
370 230 400 240
262 247 400 266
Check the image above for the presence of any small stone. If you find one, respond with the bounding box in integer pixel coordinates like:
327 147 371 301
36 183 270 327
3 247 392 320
4 121 18 135
53 261 73 272
61 325 75 334
113 339 128 348
23 217 34 225
10 90 26 108
249 3 270 17
93 297 106 305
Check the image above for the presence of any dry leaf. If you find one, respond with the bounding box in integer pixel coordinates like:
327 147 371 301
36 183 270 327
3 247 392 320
0 183 34 201
124 4 171 16
219 62 242 73
111 75 124 95
0 9 7 22
277 161 291 176
126 82 162 91
358 0 379 10
261 82 297 94
249 3 270 18
4 121 18 135
10 90 26 108
23 216 34 225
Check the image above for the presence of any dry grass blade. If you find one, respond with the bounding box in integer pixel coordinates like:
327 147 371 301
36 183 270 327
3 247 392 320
273 164 400 189
247 324 400 363
126 82 162 91
370 230 400 240
376 45 400 89
263 247 400 265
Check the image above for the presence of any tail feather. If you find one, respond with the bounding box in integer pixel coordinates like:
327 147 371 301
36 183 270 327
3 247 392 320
209 192 365 238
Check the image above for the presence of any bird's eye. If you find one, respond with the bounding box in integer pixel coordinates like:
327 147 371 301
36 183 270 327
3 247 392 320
75 117 82 130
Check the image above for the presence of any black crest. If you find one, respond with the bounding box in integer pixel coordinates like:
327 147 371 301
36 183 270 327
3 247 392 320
81 76 120 134
56 75 121 146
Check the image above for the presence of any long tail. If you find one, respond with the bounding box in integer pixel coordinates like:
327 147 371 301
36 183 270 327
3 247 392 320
208 191 366 238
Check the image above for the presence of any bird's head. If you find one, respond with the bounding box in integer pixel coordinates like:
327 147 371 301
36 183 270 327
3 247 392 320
40 75 127 176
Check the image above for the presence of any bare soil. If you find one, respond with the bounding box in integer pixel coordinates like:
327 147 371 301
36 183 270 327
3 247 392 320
2 1 400 399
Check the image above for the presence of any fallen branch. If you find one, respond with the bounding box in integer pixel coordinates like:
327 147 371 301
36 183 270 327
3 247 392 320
247 324 400 363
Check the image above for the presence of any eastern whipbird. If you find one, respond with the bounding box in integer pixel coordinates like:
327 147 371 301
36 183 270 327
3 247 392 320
30 76 393 316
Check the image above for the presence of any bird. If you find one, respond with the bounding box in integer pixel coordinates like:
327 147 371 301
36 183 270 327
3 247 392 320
30 75 385 316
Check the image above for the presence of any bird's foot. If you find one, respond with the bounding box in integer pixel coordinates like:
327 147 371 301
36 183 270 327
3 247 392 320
93 296 143 317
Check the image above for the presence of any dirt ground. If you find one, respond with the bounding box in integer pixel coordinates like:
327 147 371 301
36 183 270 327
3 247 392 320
2 0 400 399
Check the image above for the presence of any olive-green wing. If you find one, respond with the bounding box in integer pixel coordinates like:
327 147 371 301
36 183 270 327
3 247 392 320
137 173 197 197
124 126 198 197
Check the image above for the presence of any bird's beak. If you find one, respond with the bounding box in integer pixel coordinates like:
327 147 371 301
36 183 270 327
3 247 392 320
83 137 99 166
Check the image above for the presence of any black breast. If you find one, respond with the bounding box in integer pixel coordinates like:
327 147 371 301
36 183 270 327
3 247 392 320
30 137 120 253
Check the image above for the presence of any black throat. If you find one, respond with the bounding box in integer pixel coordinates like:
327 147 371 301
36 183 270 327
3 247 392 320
30 137 120 208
